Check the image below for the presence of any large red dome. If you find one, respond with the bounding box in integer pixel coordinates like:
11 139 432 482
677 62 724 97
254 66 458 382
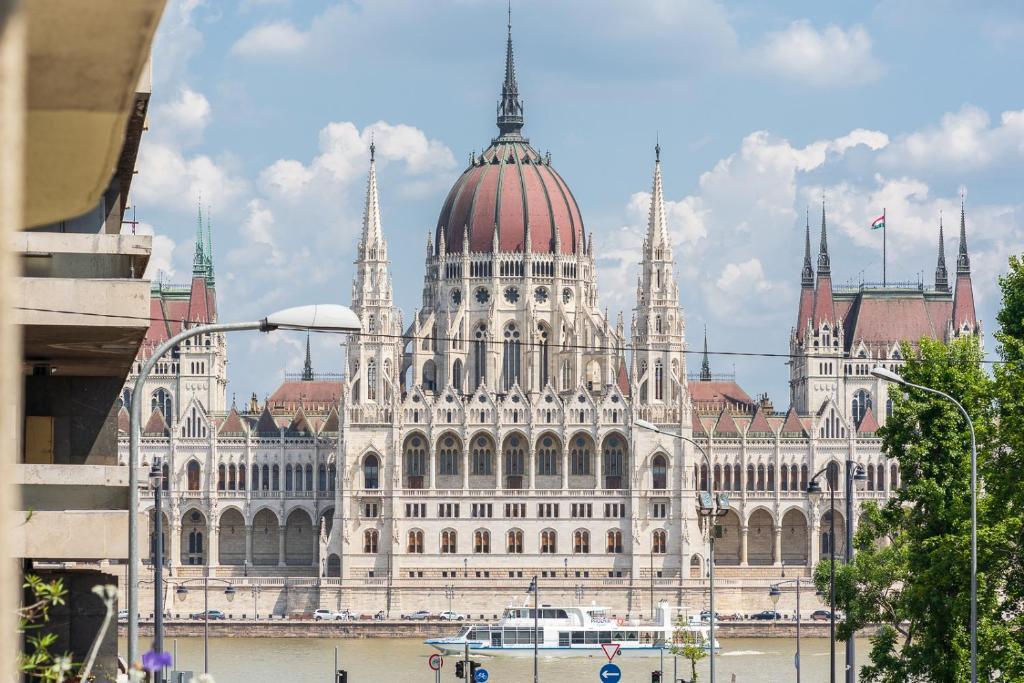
435 140 585 256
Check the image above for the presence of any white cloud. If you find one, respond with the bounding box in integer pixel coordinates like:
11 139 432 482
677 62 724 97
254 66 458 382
131 221 179 280
150 86 211 146
881 105 1024 171
133 142 249 211
231 21 309 58
704 258 787 322
754 21 883 87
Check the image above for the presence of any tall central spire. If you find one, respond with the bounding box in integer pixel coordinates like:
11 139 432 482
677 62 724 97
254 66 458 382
646 143 670 252
361 139 384 253
192 201 207 277
496 4 524 137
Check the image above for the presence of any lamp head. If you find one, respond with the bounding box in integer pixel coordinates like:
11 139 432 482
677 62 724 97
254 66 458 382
224 585 236 602
768 585 781 607
715 493 731 513
696 491 714 514
175 586 188 602
147 459 162 489
807 478 823 505
870 366 905 385
853 463 868 491
260 304 361 333
633 418 658 433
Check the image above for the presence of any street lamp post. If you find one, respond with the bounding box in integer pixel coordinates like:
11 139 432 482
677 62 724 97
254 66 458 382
769 570 805 683
148 457 165 680
871 366 978 683
251 584 261 620
444 584 455 615
807 467 836 683
634 418 726 683
174 578 236 673
127 304 361 664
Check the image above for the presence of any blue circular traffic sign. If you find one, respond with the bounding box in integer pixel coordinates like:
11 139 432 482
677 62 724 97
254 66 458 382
474 667 489 682
599 663 622 683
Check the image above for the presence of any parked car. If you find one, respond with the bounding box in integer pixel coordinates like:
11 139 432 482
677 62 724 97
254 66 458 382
402 610 432 621
190 609 226 620
438 611 466 621
313 609 338 621
699 610 720 623
810 609 832 621
750 610 782 621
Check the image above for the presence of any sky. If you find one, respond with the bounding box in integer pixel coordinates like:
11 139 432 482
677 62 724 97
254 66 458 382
131 0 1024 407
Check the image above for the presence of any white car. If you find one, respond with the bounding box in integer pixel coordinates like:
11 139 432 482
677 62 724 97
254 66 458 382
313 609 342 621
437 611 466 621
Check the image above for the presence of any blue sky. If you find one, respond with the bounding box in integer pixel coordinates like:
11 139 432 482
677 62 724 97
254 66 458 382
132 0 1024 407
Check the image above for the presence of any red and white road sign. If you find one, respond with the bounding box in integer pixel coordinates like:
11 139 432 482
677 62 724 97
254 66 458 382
428 654 444 671
601 643 621 661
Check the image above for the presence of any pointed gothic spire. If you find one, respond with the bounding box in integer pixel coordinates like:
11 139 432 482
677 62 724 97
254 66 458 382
699 326 711 382
361 139 384 252
647 142 670 252
496 3 524 137
192 200 207 276
204 204 216 286
817 199 831 276
957 194 971 274
935 213 949 292
302 333 314 381
801 207 814 287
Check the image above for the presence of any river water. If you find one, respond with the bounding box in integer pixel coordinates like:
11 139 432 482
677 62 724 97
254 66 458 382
123 636 870 682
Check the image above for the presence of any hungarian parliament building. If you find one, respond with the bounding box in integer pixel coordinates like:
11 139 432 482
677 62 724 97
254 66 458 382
122 24 982 616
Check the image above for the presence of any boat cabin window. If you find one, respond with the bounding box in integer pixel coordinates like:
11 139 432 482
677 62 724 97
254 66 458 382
501 627 543 644
503 608 568 619
467 627 490 640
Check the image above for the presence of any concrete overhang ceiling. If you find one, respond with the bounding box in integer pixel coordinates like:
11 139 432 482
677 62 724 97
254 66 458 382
24 0 166 228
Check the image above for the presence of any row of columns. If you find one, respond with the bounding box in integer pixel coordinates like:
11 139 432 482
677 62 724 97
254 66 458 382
161 523 315 569
420 448 618 490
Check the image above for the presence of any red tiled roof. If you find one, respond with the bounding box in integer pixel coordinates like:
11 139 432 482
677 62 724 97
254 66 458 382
218 407 246 436
254 407 280 437
691 410 706 436
812 274 836 327
616 359 630 396
688 380 755 413
796 286 814 340
143 408 169 437
952 273 977 329
268 380 343 412
713 409 740 436
780 407 807 437
287 409 313 435
845 294 942 347
747 406 774 435
321 408 340 434
857 407 879 434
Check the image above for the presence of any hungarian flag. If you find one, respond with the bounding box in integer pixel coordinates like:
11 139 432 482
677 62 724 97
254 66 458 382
871 213 886 230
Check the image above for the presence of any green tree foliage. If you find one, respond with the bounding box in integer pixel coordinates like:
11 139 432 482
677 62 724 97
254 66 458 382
819 255 1024 681
669 616 708 682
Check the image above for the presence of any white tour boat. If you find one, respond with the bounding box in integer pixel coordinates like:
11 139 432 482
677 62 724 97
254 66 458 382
425 600 719 657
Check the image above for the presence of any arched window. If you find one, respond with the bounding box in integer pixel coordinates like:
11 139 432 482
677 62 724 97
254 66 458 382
329 464 336 491
573 530 590 554
217 464 225 491
228 464 236 490
652 529 667 554
654 361 664 400
601 435 626 489
780 464 789 491
318 464 327 491
364 454 380 489
867 464 875 491
404 434 428 488
504 435 526 488
570 436 591 476
272 464 280 491
441 529 457 554
121 388 133 412
890 463 899 490
852 390 872 425
757 464 765 491
366 359 377 401
471 435 493 476
252 464 260 490
800 464 808 491
606 529 623 554
886 399 893 418
507 529 523 554
713 464 722 491
877 463 886 491
295 464 303 491
285 464 294 491
152 388 173 422
452 359 463 393
473 530 490 554
186 461 201 491
538 325 550 389
422 359 437 392
540 529 556 554
746 464 755 491
407 530 424 553
733 464 742 492
826 461 840 491
655 315 662 334
536 436 559 476
305 464 313 492
561 360 572 391
438 436 461 476
767 464 775 491
723 463 732 491
502 323 522 391
473 324 487 389
652 455 667 490
363 529 378 554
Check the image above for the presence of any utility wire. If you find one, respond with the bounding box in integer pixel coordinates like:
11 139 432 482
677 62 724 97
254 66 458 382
14 304 1001 365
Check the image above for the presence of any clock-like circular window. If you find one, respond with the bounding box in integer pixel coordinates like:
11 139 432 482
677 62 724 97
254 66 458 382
450 288 462 306
475 287 490 304
504 286 520 303
562 287 573 303
534 287 549 303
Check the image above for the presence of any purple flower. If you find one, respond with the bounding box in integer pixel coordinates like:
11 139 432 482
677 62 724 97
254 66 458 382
141 649 173 672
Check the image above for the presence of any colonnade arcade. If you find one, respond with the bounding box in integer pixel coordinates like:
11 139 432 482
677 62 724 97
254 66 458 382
146 505 334 570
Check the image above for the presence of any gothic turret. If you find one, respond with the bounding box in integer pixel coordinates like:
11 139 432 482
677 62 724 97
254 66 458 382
811 201 836 328
496 6 524 138
952 199 979 335
795 209 815 340
699 327 711 382
302 334 314 381
934 214 949 293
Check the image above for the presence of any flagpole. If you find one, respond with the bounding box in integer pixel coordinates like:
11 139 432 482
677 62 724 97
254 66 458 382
883 207 887 286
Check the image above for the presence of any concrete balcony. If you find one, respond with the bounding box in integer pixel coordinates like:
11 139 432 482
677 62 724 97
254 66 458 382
12 463 133 560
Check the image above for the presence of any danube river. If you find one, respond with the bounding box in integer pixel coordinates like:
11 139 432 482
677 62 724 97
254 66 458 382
123 636 870 682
